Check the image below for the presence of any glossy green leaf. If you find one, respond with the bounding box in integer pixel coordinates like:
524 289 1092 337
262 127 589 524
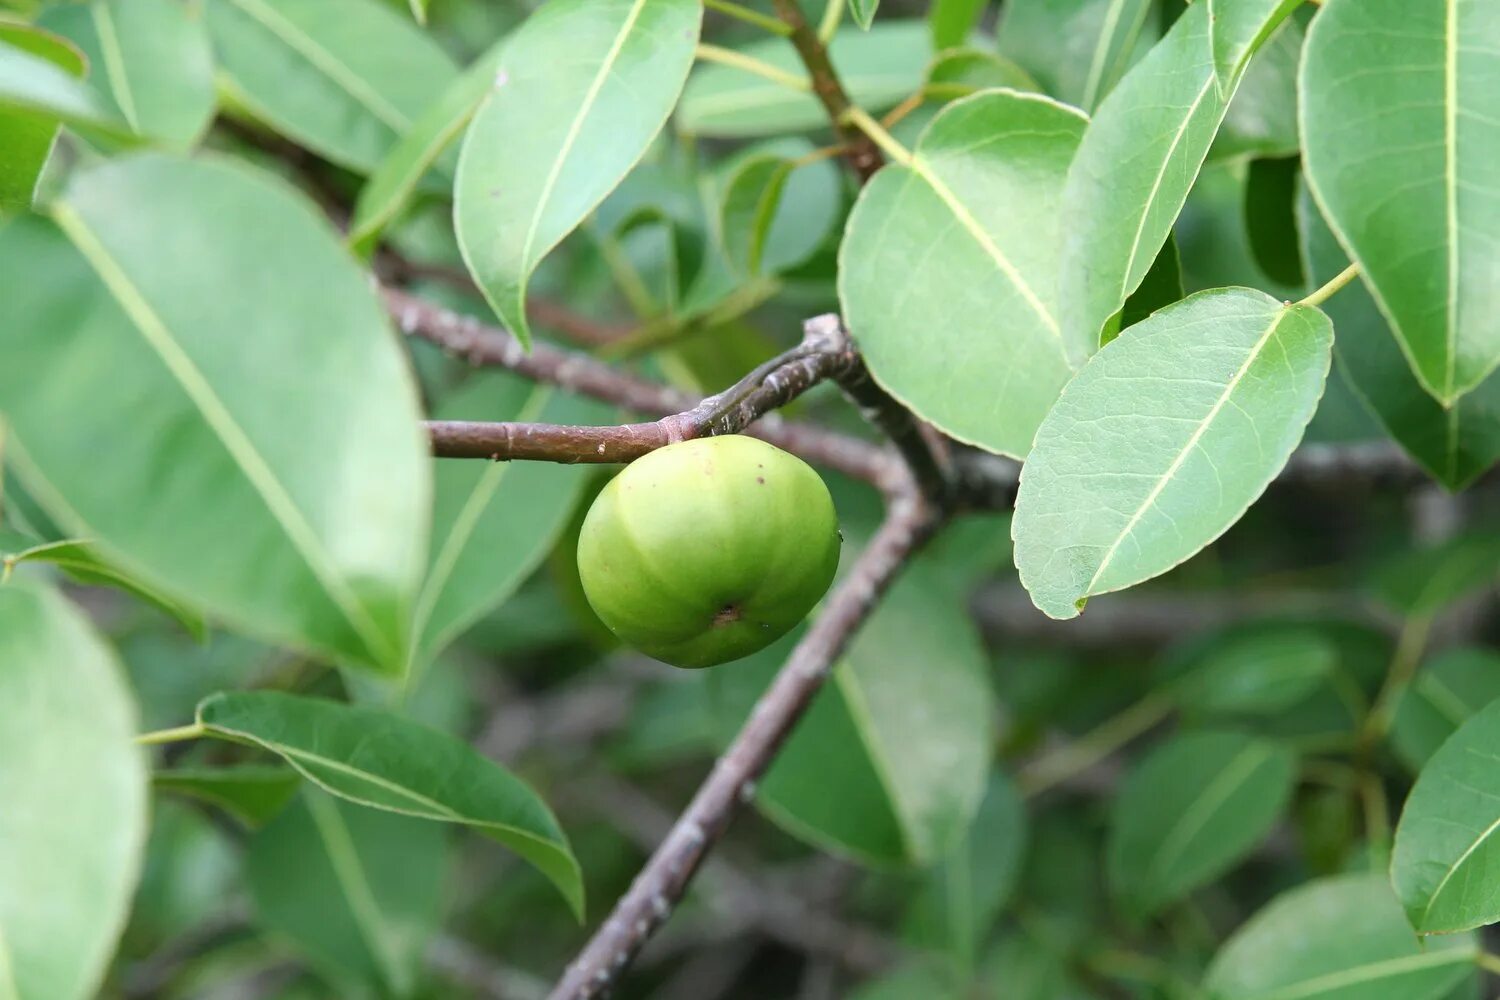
718 142 840 277
1371 531 1500 619
38 0 215 149
1059 0 1299 350
1013 289 1332 620
455 0 700 347
709 562 991 865
207 0 459 173
678 20 929 137
929 0 987 49
1300 0 1500 403
348 38 508 255
997 0 1156 110
0 33 128 138
1205 874 1478 999
841 90 1088 459
1173 630 1338 717
1108 730 1295 916
0 25 83 211
850 0 878 30
0 584 146 1000
154 765 301 829
1391 648 1500 773
0 154 430 674
414 372 610 668
1394 697 1500 933
904 773 1027 966
195 690 583 916
1299 185 1500 489
247 790 446 995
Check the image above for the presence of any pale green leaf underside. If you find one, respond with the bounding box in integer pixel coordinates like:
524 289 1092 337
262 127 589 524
840 89 1088 459
1109 731 1295 917
196 691 583 917
1300 0 1500 404
1205 874 1476 999
1393 697 1500 933
0 585 146 1000
0 154 429 674
455 0 700 346
1058 0 1298 350
1013 288 1333 620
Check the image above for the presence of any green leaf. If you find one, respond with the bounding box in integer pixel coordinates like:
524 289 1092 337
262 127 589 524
718 141 840 277
1205 874 1478 999
0 584 147 1000
840 89 1088 459
1391 648 1500 773
1393 697 1500 933
348 37 508 256
678 20 929 137
1212 14 1302 162
997 0 1157 111
0 154 430 674
1299 184 1500 489
1300 0 1500 404
1115 231 1184 336
709 562 992 865
1 531 206 639
1244 156 1303 287
850 0 878 30
1058 0 1299 350
0 33 129 138
1172 630 1338 718
1370 531 1500 620
195 690 583 917
207 0 459 173
154 765 301 829
1013 288 1332 620
247 790 447 995
928 0 987 49
0 24 84 212
903 773 1027 967
455 0 700 348
923 47 1040 99
38 0 215 149
414 372 611 668
1108 730 1295 917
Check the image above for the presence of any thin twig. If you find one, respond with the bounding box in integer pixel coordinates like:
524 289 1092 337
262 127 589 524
547 495 940 999
771 0 884 183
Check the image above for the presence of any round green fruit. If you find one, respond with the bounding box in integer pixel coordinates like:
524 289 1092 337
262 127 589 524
576 435 841 669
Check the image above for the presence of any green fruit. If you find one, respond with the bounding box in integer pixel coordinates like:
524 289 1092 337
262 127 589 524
576 435 841 669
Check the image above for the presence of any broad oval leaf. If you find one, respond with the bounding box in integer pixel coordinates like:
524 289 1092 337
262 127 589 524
247 790 447 995
1013 288 1333 620
38 0 215 149
678 20 930 137
1300 0 1500 404
709 562 992 865
195 690 583 917
0 154 430 673
1171 630 1337 718
455 0 700 347
349 38 508 255
207 0 459 173
0 584 147 1000
1391 648 1500 773
0 24 85 211
1058 0 1300 350
1299 184 1500 489
841 89 1089 459
719 140 841 277
413 372 611 669
1205 874 1477 999
1393 697 1500 934
996 0 1156 111
1108 730 1295 917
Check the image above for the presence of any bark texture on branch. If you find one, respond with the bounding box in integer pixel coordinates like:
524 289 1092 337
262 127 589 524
546 497 939 1000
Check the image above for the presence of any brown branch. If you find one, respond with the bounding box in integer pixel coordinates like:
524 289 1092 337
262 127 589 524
547 495 940 1000
385 288 898 490
770 0 884 184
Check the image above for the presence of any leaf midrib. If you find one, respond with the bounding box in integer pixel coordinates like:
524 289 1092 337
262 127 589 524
1243 947 1473 1000
1140 742 1273 896
304 790 405 991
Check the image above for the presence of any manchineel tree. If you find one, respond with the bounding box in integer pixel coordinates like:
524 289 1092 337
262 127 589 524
1 0 1499 996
